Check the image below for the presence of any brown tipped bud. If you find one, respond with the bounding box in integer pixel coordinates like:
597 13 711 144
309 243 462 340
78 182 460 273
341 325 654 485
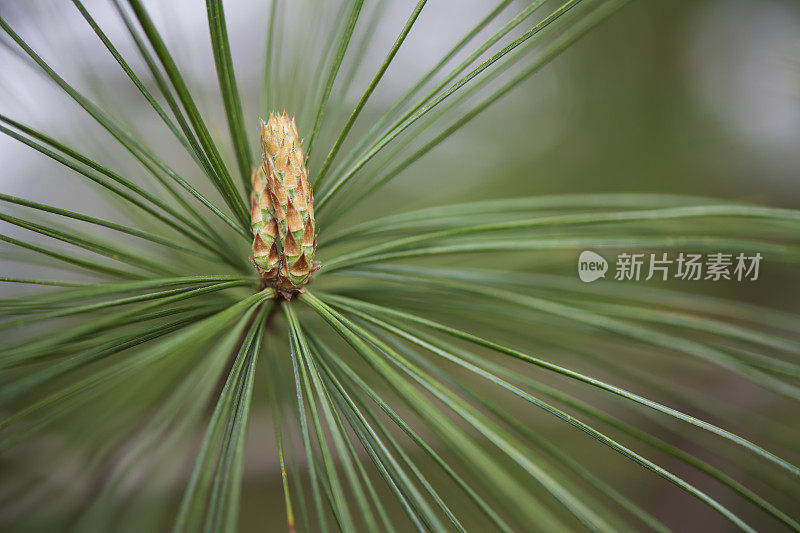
251 113 318 295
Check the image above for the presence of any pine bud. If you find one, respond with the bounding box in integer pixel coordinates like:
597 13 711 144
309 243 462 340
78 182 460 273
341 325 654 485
251 113 318 296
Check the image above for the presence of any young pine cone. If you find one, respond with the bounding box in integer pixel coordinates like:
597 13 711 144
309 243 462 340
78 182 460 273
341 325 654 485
251 113 318 296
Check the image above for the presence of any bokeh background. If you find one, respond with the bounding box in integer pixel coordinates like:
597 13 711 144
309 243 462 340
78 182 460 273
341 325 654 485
1 0 798 531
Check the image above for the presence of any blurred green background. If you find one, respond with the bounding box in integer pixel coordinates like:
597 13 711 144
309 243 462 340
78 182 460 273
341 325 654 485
1 0 799 531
